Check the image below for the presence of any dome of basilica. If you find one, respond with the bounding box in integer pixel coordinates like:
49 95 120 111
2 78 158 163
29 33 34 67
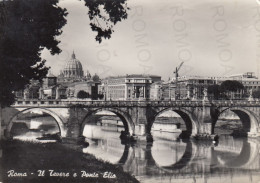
62 51 84 78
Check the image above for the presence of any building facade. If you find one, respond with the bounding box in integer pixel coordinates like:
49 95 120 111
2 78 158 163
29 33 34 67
20 80 41 100
100 74 161 100
228 72 260 96
65 74 100 99
39 73 67 99
157 72 260 100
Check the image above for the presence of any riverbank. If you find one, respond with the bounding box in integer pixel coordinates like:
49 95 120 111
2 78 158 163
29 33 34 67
0 139 139 183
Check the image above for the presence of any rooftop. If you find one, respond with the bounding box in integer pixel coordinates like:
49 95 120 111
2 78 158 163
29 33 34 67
104 74 161 79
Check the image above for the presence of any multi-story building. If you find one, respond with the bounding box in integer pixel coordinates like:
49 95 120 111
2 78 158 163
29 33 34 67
19 80 41 99
39 73 67 99
173 75 220 100
100 74 161 100
165 72 260 100
149 76 219 100
228 72 260 96
149 81 176 100
65 74 100 100
148 72 260 101
149 81 163 100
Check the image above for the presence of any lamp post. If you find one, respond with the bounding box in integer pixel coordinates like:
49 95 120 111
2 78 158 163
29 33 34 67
169 82 171 101
101 86 106 101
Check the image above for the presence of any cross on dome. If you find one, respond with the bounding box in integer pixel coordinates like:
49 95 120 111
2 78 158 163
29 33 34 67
72 50 76 59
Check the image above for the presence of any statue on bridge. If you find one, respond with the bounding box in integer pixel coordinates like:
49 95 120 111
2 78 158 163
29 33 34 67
203 88 209 101
23 87 29 99
139 87 144 98
248 89 254 102
187 90 191 100
192 88 197 101
131 89 135 98
67 88 75 98
39 88 44 99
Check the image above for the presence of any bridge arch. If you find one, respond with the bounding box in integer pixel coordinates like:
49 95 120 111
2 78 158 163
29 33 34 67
144 141 197 174
80 108 135 136
149 107 199 137
7 107 67 137
157 141 194 172
117 145 131 165
213 139 260 168
95 140 198 176
213 107 260 136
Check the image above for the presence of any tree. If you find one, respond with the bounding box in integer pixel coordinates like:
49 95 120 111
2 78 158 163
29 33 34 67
220 80 244 92
252 90 260 99
0 0 129 107
98 93 104 100
0 0 68 107
83 0 129 43
77 90 90 99
220 80 244 99
0 0 129 139
207 84 220 100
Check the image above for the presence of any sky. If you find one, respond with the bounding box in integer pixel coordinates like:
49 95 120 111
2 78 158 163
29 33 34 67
41 0 260 81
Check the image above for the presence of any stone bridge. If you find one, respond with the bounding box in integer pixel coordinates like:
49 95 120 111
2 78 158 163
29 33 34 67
1 99 260 141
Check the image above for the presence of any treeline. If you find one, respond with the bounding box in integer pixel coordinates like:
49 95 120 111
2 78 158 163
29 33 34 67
208 80 259 100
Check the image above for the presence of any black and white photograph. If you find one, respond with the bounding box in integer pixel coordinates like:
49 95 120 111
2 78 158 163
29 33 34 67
1 0 260 182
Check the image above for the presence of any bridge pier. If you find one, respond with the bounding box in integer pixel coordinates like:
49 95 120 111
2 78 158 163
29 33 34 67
66 123 81 138
134 124 153 143
3 128 11 139
193 103 219 141
0 107 8 140
62 123 89 144
195 123 218 141
0 106 2 140
199 123 212 134
131 106 154 143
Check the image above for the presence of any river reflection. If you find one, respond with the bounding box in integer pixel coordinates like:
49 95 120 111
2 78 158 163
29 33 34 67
11 115 60 143
83 124 260 183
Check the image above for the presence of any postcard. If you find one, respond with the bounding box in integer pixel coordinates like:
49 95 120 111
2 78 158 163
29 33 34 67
0 0 260 183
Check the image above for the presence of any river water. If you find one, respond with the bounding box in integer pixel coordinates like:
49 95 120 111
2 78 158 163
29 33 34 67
10 116 260 183
82 124 260 183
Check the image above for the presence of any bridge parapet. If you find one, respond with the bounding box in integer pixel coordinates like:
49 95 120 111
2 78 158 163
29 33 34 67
12 99 260 108
211 100 260 107
14 100 62 107
13 99 207 108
